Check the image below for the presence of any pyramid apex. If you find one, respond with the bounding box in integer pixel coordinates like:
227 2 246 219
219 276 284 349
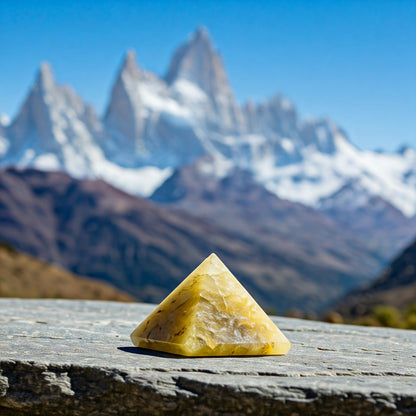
197 252 228 276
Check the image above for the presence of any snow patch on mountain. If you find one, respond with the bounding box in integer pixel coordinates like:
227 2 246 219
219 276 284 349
1 62 105 178
257 136 416 217
165 26 244 132
95 163 173 197
0 114 10 126
0 136 9 158
103 50 206 168
1 26 415 219
319 179 371 210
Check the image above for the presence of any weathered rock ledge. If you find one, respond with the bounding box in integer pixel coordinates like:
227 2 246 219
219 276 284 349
1 299 415 415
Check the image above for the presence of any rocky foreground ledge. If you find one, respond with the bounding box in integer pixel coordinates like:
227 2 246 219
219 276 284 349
0 299 415 415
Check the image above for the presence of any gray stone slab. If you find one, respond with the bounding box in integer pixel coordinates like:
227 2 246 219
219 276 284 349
0 298 415 415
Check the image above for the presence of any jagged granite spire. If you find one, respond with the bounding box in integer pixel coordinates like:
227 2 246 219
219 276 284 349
103 49 146 156
120 49 141 78
4 62 103 174
36 62 55 91
299 118 348 154
243 95 299 139
165 27 243 132
103 48 206 168
165 26 225 93
7 62 57 153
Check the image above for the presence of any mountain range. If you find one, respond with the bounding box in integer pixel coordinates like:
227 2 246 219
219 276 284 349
1 28 415 222
0 27 415 311
0 167 385 312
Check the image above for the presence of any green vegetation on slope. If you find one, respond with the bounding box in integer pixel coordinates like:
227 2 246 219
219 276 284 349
352 304 416 330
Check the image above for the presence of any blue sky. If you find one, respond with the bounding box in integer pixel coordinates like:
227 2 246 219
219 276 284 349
1 0 415 151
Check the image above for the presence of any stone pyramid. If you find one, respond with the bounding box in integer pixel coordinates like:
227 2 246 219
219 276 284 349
130 253 291 356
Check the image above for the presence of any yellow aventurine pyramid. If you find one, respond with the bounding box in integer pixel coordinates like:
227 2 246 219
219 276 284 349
130 253 291 356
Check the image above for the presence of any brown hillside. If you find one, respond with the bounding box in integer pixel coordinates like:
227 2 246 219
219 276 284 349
0 242 134 301
0 167 384 313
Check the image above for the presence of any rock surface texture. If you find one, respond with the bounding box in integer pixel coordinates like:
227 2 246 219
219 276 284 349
0 299 415 415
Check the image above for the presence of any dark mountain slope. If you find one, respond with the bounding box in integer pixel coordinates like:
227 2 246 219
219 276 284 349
151 157 384 282
0 167 382 313
334 239 416 318
319 180 416 260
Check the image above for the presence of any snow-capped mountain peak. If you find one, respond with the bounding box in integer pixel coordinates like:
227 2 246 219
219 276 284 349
193 25 211 42
1 27 415 220
244 94 299 139
165 27 243 132
121 49 141 78
397 145 416 158
165 26 222 93
2 61 105 176
103 49 146 151
103 49 207 168
300 118 349 154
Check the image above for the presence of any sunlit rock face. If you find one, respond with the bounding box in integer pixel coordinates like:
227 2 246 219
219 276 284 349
4 63 104 176
165 26 244 134
103 50 206 168
3 27 416 220
131 253 291 357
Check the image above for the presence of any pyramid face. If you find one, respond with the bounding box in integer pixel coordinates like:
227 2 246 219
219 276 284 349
130 253 291 356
